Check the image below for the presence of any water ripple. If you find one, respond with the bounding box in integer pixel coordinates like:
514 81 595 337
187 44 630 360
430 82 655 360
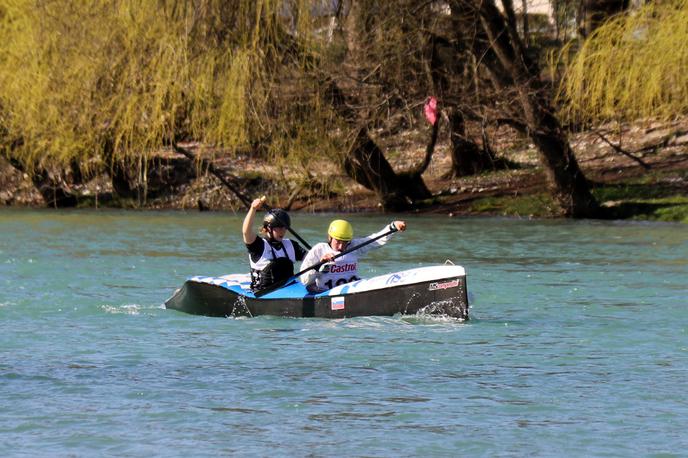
2 210 687 457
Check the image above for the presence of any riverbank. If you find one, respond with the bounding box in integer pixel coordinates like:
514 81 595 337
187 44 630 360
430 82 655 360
2 118 687 222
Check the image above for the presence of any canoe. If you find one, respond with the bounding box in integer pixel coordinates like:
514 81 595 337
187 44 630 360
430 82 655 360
164 265 469 319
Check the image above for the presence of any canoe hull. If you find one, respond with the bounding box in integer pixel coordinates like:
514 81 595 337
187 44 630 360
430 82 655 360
165 266 469 319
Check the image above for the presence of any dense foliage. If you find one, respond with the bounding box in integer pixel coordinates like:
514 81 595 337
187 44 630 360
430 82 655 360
0 0 685 216
0 0 335 172
558 0 688 123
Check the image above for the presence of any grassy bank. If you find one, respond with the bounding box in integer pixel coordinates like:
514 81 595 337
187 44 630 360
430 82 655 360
461 171 688 222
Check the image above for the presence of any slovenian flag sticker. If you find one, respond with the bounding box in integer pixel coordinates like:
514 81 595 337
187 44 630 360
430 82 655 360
331 296 345 311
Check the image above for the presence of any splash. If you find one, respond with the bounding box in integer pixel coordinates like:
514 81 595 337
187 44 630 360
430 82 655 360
415 298 467 321
402 291 467 320
230 296 253 318
101 304 142 315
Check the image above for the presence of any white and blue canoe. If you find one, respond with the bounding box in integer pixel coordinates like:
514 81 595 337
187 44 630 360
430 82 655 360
165 265 469 319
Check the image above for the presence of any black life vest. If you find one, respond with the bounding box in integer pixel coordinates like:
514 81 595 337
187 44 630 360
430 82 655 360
249 239 296 292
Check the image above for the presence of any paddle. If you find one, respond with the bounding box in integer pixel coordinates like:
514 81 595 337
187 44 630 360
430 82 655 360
254 226 398 297
260 200 312 250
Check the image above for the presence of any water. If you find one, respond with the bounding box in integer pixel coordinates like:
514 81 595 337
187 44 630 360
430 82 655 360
1 209 686 457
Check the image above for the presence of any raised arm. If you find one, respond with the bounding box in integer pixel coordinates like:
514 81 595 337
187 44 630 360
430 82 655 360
242 197 266 244
354 220 407 256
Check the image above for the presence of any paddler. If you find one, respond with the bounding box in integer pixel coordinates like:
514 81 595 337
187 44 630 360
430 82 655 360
242 197 307 292
300 219 406 293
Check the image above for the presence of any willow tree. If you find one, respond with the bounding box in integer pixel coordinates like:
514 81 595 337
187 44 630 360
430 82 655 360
0 0 335 206
559 0 688 124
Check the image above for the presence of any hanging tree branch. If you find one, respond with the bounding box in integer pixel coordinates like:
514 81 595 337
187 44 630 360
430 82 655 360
172 143 252 208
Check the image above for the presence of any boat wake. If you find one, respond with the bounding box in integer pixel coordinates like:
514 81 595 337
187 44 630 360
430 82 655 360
100 303 164 315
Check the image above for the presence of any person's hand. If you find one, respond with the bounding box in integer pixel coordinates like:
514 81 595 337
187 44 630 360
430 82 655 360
320 253 335 263
318 262 334 273
392 220 406 232
251 196 266 210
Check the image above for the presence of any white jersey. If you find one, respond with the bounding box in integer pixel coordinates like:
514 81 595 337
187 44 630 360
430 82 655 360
300 224 397 291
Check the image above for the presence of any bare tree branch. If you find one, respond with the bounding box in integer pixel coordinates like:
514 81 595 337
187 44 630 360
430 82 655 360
593 131 651 170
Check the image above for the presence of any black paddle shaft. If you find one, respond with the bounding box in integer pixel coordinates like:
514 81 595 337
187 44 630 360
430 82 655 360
254 226 397 297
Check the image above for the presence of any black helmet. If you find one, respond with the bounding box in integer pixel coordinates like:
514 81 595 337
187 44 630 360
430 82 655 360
263 209 291 229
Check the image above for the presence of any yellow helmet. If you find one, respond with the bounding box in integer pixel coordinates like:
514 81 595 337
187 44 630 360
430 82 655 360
327 219 353 241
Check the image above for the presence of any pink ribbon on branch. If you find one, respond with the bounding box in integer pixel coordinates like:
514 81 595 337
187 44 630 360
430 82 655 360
423 96 438 125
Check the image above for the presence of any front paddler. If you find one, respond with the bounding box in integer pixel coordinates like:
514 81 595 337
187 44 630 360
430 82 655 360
300 219 406 293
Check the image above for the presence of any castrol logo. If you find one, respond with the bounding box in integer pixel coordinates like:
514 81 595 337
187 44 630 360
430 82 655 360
428 279 459 291
329 263 357 273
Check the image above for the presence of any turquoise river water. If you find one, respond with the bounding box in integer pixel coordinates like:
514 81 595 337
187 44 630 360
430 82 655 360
1 209 687 457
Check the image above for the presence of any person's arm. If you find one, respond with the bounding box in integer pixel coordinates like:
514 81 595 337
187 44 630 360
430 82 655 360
354 220 407 256
293 240 308 261
246 237 265 263
242 197 266 245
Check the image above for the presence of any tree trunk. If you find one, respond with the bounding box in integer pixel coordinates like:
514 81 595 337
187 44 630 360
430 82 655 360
397 114 437 200
111 155 197 202
523 104 599 216
447 109 497 177
522 0 530 47
342 128 409 211
423 29 494 179
323 79 431 211
473 0 600 217
340 122 435 211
